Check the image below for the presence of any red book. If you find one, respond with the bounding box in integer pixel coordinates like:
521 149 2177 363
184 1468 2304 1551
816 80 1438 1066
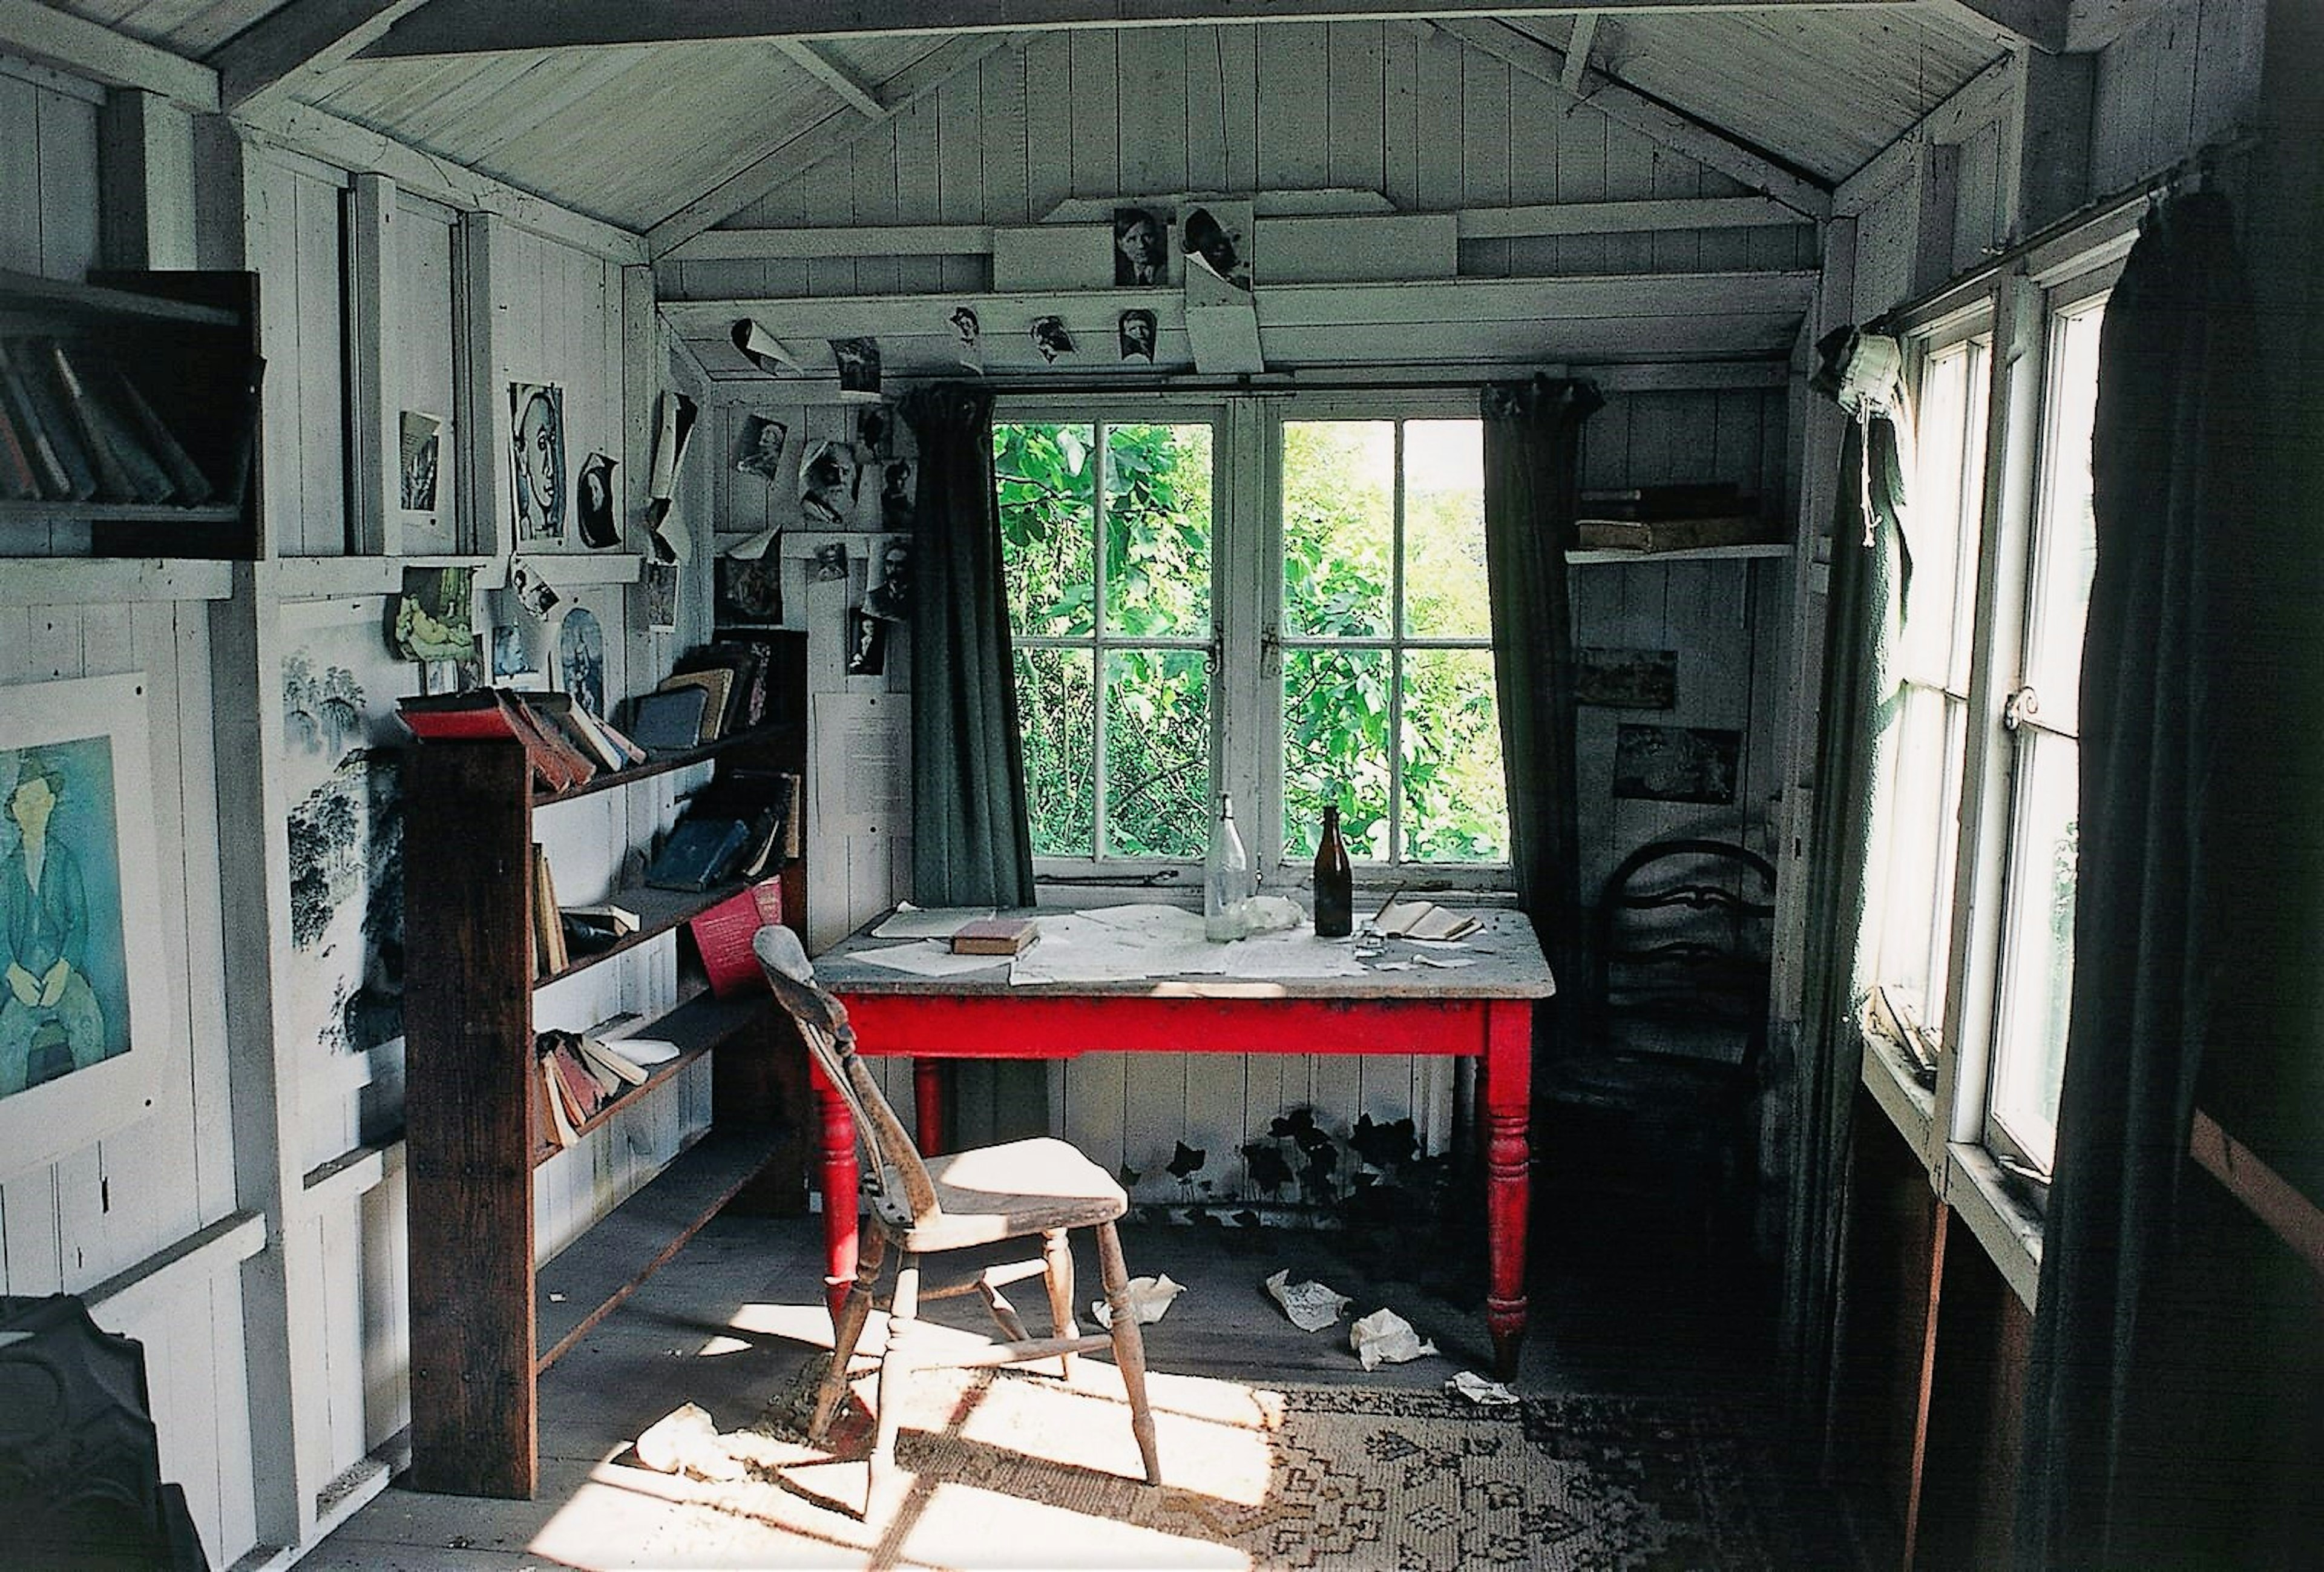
689 879 786 998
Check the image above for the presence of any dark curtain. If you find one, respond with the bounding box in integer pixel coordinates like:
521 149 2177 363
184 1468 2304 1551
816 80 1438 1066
1778 394 1908 1442
899 384 1036 908
899 384 1042 1140
2016 189 2273 1568
1480 375 1601 1039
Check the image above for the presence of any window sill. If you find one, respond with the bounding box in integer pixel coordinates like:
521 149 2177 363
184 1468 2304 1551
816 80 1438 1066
1859 1023 1938 1156
1943 1142 2044 1311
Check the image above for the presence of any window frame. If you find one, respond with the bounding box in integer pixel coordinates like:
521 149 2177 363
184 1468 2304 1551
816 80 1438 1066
995 387 1511 895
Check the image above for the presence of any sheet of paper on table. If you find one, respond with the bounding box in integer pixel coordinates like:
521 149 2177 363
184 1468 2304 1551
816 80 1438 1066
870 902 996 939
1006 906 1369 984
849 939 1014 977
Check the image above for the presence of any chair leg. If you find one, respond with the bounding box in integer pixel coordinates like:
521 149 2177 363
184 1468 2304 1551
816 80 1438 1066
1042 1228 1078 1378
869 1252 922 1504
1094 1222 1161 1486
809 1230 885 1444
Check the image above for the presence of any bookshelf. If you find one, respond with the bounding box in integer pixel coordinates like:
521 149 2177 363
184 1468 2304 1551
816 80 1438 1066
0 268 261 559
401 639 812 1499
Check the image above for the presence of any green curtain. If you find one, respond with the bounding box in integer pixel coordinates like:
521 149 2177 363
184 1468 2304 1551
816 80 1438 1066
1778 392 1909 1447
1480 375 1601 1042
898 384 1042 1140
2017 187 2296 1570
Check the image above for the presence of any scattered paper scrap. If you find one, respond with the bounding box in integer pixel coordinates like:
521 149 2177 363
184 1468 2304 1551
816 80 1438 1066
1370 898 1482 941
1411 952 1477 969
634 1402 745 1480
1092 1274 1187 1328
1264 1268 1352 1332
871 902 996 939
1447 1371 1521 1406
1350 1307 1439 1370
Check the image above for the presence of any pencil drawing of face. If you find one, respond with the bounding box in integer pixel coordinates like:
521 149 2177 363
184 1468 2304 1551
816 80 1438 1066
509 383 566 541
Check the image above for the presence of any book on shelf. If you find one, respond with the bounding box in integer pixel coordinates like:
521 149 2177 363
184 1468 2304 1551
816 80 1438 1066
951 916 1040 956
531 843 569 976
576 1034 651 1088
42 339 169 504
655 668 733 742
399 688 594 793
588 708 648 765
531 691 628 774
103 361 212 504
1574 515 1776 553
1578 481 1750 521
688 880 787 998
0 386 35 499
539 1053 582 1148
673 640 767 738
644 813 753 892
0 338 95 500
683 764 796 880
626 683 711 753
560 901 639 955
0 342 70 501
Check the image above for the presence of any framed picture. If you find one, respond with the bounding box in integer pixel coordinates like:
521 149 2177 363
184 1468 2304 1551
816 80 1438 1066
0 674 176 1182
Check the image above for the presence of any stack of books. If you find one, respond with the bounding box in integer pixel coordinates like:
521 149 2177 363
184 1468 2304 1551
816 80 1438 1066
1574 482 1774 553
0 336 218 506
644 764 800 891
536 1030 655 1148
626 638 789 752
397 687 645 795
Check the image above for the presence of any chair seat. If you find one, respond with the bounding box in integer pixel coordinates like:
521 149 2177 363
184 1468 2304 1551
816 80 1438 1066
873 1137 1130 1252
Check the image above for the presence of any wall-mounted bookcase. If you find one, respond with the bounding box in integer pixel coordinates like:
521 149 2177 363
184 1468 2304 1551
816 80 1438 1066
0 268 262 560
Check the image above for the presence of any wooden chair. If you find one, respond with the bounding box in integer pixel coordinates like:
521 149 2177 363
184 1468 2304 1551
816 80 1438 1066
1535 838 1777 1261
751 924 1162 1504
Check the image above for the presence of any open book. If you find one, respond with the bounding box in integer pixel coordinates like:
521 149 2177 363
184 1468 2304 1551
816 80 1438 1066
1370 899 1482 941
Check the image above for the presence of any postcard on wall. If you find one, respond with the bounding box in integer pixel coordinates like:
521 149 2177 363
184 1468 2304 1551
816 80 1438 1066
798 437 861 528
510 382 566 542
735 414 789 482
643 561 679 633
830 337 882 401
1611 723 1741 804
716 553 784 628
948 305 983 373
392 565 476 663
1576 647 1679 709
575 452 619 549
399 410 442 513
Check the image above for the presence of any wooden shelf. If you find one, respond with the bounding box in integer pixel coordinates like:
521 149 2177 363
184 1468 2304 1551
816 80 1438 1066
534 1126 788 1369
1566 542 1791 564
529 987 776 1165
531 717 807 807
0 267 241 329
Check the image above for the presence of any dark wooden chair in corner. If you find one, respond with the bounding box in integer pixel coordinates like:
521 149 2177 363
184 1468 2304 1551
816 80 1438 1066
1535 838 1777 1266
750 924 1163 1507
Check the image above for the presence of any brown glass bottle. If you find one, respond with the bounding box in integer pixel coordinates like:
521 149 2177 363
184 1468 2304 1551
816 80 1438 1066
1313 804 1353 938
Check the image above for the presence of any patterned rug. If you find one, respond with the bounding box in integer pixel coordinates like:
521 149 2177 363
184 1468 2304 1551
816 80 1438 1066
649 1353 1790 1570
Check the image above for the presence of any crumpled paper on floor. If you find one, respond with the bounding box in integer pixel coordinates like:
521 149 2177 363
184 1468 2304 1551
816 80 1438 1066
1445 1370 1520 1405
1350 1307 1439 1370
1092 1273 1187 1328
634 1401 746 1479
1264 1268 1352 1332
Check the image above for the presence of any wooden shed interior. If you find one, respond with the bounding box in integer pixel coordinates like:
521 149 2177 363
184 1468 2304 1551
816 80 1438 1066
0 1 2318 1567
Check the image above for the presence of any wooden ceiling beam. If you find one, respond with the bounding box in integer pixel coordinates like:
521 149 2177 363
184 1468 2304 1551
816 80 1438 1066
775 37 886 117
208 0 436 110
355 1 1929 61
0 0 217 111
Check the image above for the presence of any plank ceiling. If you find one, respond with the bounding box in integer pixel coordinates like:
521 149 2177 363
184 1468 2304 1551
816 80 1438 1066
54 2 2020 237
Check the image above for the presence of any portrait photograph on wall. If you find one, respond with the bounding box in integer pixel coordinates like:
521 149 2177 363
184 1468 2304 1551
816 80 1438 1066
0 674 174 1182
510 381 568 542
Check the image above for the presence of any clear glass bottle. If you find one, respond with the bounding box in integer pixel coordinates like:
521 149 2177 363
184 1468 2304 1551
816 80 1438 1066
1312 803 1353 938
1204 792 1249 941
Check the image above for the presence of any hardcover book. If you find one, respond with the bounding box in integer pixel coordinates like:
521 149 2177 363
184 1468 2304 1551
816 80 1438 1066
688 880 787 998
951 916 1040 955
644 814 752 892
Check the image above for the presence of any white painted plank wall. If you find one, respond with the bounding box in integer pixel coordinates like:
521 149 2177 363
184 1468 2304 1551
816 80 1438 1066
2091 0 2265 196
0 61 257 1570
662 22 1816 306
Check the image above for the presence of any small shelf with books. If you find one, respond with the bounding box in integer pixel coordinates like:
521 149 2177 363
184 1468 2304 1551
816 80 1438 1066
527 988 773 1167
0 268 261 560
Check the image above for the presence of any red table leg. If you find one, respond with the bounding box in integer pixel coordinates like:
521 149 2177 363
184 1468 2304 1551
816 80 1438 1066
1480 999 1535 1378
913 1058 945 1155
809 1061 858 1325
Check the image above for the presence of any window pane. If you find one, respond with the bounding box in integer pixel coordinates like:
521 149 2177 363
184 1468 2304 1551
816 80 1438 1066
1400 648 1507 863
1870 684 1968 1025
1403 419 1489 639
2026 307 2103 728
1282 646 1390 861
1103 649 1208 858
1103 423 1212 638
997 423 1096 637
1991 731 2077 1169
1016 647 1094 857
1282 421 1393 637
1901 341 1988 690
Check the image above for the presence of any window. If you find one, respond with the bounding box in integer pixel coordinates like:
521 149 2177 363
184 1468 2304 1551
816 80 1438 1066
996 400 1508 882
1866 333 1990 1072
1985 294 2104 1172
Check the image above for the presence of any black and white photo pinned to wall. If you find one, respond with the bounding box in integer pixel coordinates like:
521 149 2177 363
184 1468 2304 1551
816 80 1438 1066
716 554 786 628
879 459 916 533
507 556 563 622
1181 205 1252 291
846 606 888 676
949 306 983 373
399 410 442 513
642 562 678 633
1114 206 1167 285
1576 648 1679 709
508 382 566 542
864 538 911 623
735 413 789 482
810 541 849 583
798 438 862 528
830 336 882 401
575 452 619 548
857 404 893 457
554 605 606 720
1610 723 1741 804
1118 309 1158 363
1031 316 1075 364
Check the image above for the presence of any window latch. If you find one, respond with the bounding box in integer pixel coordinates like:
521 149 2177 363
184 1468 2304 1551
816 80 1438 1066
2002 685 2040 731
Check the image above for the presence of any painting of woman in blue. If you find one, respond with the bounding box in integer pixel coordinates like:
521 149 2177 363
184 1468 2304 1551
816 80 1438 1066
0 743 129 1097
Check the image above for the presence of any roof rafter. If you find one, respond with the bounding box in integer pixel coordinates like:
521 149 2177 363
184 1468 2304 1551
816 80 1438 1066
775 36 886 117
208 0 436 110
1430 17 1831 219
356 1 1945 61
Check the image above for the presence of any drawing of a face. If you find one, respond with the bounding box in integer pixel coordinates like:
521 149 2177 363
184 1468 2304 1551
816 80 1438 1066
517 393 559 513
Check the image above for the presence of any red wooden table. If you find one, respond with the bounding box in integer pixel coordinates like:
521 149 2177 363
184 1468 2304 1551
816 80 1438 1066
804 907 1554 1376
